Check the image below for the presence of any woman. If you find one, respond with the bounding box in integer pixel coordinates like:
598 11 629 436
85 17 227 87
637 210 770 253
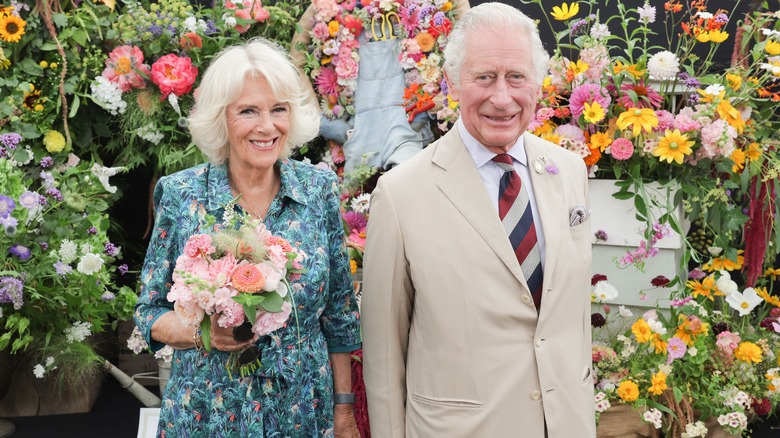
134 38 361 437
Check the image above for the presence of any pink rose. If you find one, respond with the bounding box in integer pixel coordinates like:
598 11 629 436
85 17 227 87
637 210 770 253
174 300 205 327
335 56 358 80
252 301 292 336
150 54 199 99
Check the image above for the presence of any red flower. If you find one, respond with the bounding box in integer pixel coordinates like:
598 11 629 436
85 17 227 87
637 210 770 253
180 32 203 50
751 397 772 416
651 275 670 287
341 14 363 36
150 54 198 99
591 274 608 286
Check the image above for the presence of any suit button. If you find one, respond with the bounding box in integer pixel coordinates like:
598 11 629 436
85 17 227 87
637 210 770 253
521 295 531 304
535 339 543 347
530 391 541 400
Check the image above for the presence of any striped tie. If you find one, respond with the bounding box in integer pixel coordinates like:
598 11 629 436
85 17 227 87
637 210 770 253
492 154 544 310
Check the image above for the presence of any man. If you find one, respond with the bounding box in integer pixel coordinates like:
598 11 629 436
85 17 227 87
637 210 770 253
361 3 596 437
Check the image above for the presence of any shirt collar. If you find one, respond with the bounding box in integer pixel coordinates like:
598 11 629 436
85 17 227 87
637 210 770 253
458 119 528 168
205 159 308 212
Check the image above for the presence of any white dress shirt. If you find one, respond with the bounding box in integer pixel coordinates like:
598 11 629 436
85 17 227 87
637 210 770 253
458 120 546 269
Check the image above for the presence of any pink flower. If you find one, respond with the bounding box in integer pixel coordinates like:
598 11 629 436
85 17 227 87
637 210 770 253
183 234 215 258
174 300 205 327
266 245 289 271
555 123 587 142
348 228 366 250
150 54 198 99
655 110 675 131
673 107 703 132
610 137 635 160
618 80 663 109
579 45 609 81
666 336 687 363
101 45 151 92
252 301 292 336
335 56 358 80
234 8 252 33
716 331 741 357
231 262 266 293
315 67 339 97
208 252 237 286
312 22 330 41
257 261 283 292
569 83 611 120
217 299 245 328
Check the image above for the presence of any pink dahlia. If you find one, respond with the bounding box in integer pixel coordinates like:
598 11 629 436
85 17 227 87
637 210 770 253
314 67 339 97
569 83 611 120
150 54 198 99
618 80 663 109
610 137 635 160
101 45 151 92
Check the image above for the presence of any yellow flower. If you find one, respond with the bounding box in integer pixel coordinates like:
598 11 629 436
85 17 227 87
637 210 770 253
734 341 763 364
0 13 25 43
568 59 589 77
653 129 694 164
441 1 453 12
648 371 668 396
616 108 658 137
696 29 728 43
589 132 613 151
731 148 745 173
765 40 780 56
39 60 49 69
350 259 357 275
702 251 744 271
675 315 709 346
617 380 639 402
542 132 562 145
686 275 722 301
632 319 653 343
756 287 780 308
613 61 645 79
551 2 579 21
49 62 58 69
582 101 606 124
43 130 66 153
765 268 780 281
328 20 340 37
652 333 667 355
0 47 9 70
34 104 44 112
716 100 745 133
745 142 762 161
726 73 742 90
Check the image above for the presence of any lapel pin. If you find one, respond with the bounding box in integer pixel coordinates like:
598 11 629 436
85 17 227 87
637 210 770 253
532 159 545 174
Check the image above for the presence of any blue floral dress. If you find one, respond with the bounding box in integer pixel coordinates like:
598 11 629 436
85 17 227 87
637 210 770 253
134 160 361 437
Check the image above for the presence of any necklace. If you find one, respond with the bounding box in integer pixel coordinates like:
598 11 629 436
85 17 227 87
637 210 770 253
228 170 279 220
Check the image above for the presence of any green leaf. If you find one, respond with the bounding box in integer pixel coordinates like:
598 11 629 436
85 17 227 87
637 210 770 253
69 95 80 118
71 29 89 47
52 12 68 27
259 292 284 313
200 318 212 352
612 191 635 200
673 386 683 403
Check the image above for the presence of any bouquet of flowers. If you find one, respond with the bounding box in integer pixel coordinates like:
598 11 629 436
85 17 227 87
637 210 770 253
166 210 305 377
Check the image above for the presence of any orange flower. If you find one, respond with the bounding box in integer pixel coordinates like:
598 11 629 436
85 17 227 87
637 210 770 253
617 380 639 402
589 132 613 152
686 275 723 301
648 371 668 395
702 250 744 271
632 319 653 343
756 287 780 308
232 263 266 293
583 145 601 166
416 32 436 52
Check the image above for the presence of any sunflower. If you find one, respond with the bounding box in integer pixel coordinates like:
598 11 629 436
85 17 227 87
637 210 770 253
653 129 693 164
22 86 45 110
0 13 25 43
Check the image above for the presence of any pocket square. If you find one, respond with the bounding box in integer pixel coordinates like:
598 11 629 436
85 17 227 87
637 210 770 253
569 204 590 227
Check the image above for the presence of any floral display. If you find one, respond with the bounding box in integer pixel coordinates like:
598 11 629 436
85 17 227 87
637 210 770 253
166 208 305 377
302 0 459 129
0 137 136 374
521 0 780 286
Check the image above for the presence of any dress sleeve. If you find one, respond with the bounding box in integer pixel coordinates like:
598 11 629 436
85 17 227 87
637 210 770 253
133 176 179 352
319 171 362 353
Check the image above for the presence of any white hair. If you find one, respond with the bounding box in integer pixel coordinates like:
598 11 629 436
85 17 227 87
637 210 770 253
188 38 320 164
443 2 549 88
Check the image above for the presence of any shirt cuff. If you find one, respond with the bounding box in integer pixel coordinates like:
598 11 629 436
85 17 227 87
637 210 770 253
327 342 362 353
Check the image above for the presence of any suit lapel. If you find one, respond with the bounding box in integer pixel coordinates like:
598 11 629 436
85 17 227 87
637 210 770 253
523 132 566 300
433 130 530 290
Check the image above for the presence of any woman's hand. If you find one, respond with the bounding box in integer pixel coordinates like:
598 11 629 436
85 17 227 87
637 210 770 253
334 404 359 438
208 314 258 352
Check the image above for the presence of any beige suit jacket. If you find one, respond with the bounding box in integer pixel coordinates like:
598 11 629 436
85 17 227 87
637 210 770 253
361 129 596 437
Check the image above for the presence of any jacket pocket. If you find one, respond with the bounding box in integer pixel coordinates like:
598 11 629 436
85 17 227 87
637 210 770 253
411 393 484 409
582 366 593 386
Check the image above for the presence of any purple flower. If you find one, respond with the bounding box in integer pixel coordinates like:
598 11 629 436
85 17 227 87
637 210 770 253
666 337 687 363
39 242 48 250
545 164 559 174
118 264 129 275
714 13 729 25
40 156 54 168
104 242 119 257
54 261 73 276
0 276 24 310
591 313 606 328
0 133 22 149
22 191 42 209
45 188 63 202
39 171 55 188
671 296 693 307
595 229 608 241
204 19 218 35
38 195 47 207
342 211 368 231
688 268 706 280
101 292 115 302
9 244 31 261
149 24 163 36
0 195 15 218
88 226 98 235
433 11 445 26
677 72 700 89
570 18 588 36
1 215 18 235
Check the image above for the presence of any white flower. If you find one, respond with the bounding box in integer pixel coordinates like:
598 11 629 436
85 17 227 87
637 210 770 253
593 281 619 302
59 239 79 264
637 2 656 24
707 246 723 256
77 253 104 275
715 270 738 295
688 346 698 357
127 326 150 354
45 356 55 367
761 28 780 37
154 345 174 364
659 364 673 375
350 193 371 214
90 76 127 115
136 123 164 145
64 321 92 343
647 318 667 335
183 16 198 33
590 22 610 40
91 163 125 194
696 11 714 19
618 305 633 318
643 408 663 429
725 287 764 316
223 15 237 28
647 50 679 80
704 84 726 96
33 364 46 379
683 421 709 438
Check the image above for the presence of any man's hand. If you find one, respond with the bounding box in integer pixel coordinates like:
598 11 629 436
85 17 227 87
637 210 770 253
334 404 359 438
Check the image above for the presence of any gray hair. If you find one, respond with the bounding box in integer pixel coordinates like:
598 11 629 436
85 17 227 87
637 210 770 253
443 2 549 88
188 38 320 164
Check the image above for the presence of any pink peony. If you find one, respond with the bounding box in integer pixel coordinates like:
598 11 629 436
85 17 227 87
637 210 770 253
610 137 635 160
252 301 292 336
312 22 330 41
257 261 283 292
335 56 359 80
150 54 198 99
266 245 289 271
101 45 150 92
174 300 205 327
183 234 215 258
208 252 237 286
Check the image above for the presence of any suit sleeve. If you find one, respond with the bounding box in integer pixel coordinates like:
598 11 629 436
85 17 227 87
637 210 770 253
361 176 414 438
